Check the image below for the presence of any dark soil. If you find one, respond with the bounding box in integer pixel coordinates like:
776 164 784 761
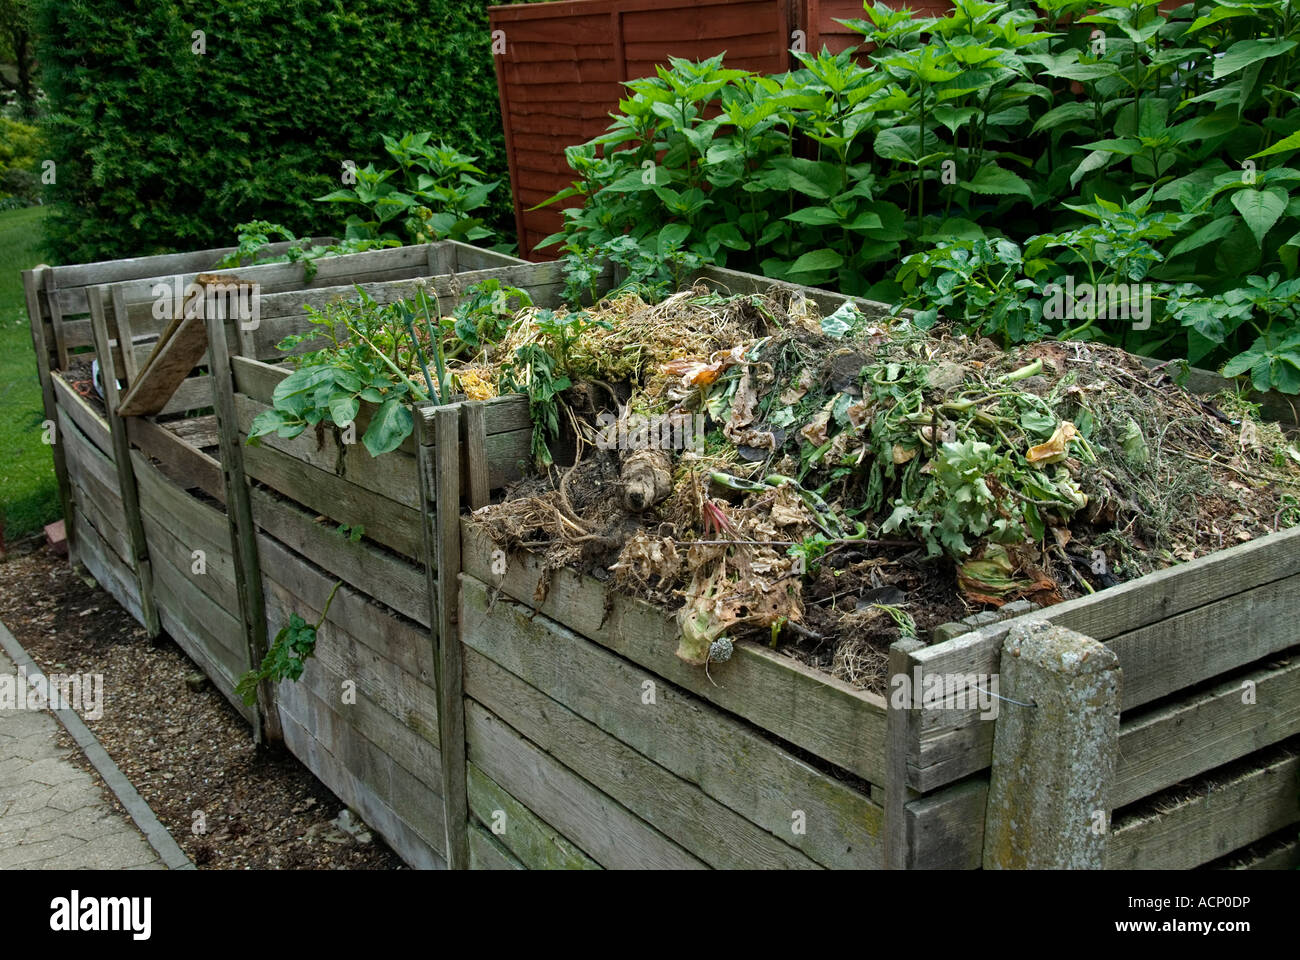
0 537 402 870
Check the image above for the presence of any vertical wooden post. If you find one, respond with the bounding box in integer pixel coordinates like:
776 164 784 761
417 403 470 869
87 285 160 638
460 402 490 511
22 267 77 565
205 309 278 747
983 621 1121 869
883 637 925 869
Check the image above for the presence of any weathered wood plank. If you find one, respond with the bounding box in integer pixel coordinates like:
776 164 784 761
249 486 430 627
71 507 144 627
157 375 214 418
234 393 420 509
464 647 819 869
277 707 444 870
1114 657 1300 809
126 420 225 502
256 536 439 740
52 374 112 457
242 443 423 559
23 266 77 562
138 509 239 616
464 700 706 869
148 544 249 694
278 677 446 854
117 313 206 417
884 638 924 870
1106 752 1300 870
459 575 882 869
461 522 889 783
903 778 988 870
467 822 525 870
161 415 218 449
465 762 601 870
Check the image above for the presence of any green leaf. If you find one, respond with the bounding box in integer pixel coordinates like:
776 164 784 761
1249 129 1300 160
1168 216 1239 258
1213 39 1298 81
1230 188 1288 247
362 397 413 457
785 206 842 225
787 249 845 275
329 394 360 427
959 165 1032 198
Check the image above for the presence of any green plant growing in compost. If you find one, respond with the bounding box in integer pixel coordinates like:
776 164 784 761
215 221 396 280
236 581 342 706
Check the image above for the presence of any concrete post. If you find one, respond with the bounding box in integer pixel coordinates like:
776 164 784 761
983 620 1121 869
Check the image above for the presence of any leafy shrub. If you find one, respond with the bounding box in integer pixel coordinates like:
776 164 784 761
34 0 508 264
0 114 41 204
542 0 1300 389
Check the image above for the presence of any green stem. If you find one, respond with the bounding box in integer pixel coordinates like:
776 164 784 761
314 580 344 631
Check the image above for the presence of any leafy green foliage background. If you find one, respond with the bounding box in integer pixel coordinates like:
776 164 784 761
33 0 507 263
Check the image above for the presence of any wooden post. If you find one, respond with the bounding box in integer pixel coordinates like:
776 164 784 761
22 267 78 566
883 637 925 869
459 402 490 511
417 403 470 869
205 309 279 747
87 285 161 638
983 620 1121 869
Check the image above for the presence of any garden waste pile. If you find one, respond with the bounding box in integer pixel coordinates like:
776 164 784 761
468 284 1300 692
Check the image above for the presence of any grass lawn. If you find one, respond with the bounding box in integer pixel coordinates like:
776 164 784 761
0 205 59 542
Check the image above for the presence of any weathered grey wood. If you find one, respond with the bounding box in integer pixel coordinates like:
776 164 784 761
467 822 525 870
62 435 132 563
1106 752 1300 870
42 268 71 369
234 393 419 509
460 402 490 510
465 648 820 869
908 525 1300 791
884 638 924 870
157 376 215 419
206 312 276 746
88 286 160 638
242 443 423 559
109 284 141 385
695 264 894 321
1141 357 1300 427
465 762 600 870
278 675 446 855
249 486 430 627
277 707 445 870
1114 657 1300 808
163 415 218 449
117 312 207 416
1221 835 1300 870
71 506 144 626
256 534 438 724
427 405 468 869
51 373 113 457
903 779 988 870
23 267 77 563
461 522 889 783
125 418 225 502
459 575 882 869
464 700 706 869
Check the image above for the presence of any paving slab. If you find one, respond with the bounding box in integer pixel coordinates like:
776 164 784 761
0 627 191 870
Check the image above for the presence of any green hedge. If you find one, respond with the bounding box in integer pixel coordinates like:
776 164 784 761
34 0 507 264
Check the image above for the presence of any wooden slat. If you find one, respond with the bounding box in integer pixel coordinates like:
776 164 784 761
460 574 881 869
249 486 430 627
51 374 112 457
126 421 224 502
884 638 925 870
255 534 437 715
71 507 144 626
118 311 208 417
1114 656 1300 809
908 525 1300 791
464 647 820 869
1106 751 1300 870
465 700 706 869
461 522 889 783
465 762 601 870
467 822 525 870
277 708 444 870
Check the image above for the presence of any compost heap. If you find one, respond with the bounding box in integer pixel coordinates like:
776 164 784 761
470 284 1300 692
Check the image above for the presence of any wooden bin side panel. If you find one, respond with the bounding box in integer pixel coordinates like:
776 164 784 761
905 525 1300 793
257 532 446 868
460 573 881 869
461 522 889 785
466 761 600 870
